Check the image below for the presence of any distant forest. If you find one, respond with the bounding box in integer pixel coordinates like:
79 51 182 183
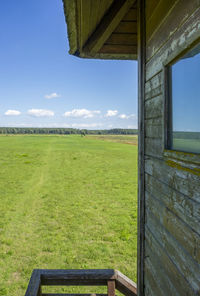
0 127 138 135
173 131 200 139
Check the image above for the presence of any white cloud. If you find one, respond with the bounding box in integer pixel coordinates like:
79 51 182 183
45 92 60 99
119 113 137 119
63 109 101 119
119 114 128 119
27 109 54 117
5 110 21 116
105 110 118 117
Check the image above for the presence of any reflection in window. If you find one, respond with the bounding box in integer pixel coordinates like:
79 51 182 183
170 43 200 153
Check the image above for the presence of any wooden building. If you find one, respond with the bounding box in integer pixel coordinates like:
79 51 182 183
25 1 200 295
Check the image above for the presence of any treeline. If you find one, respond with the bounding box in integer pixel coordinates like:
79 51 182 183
0 127 138 135
173 131 200 140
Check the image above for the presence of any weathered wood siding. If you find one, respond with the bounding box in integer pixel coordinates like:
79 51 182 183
144 1 200 295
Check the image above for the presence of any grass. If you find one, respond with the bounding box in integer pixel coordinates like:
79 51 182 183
87 134 138 146
0 135 138 295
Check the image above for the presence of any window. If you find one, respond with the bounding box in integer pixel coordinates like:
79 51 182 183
166 42 200 154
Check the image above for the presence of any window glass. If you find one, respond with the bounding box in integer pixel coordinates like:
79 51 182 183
170 43 200 153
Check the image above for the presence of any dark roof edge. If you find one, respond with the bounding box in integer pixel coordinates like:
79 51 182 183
62 0 78 55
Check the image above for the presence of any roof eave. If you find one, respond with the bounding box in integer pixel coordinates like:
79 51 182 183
62 0 137 60
62 0 78 55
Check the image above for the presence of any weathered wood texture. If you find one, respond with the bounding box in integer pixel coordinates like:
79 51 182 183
24 270 41 296
97 1 137 56
83 0 136 53
137 0 146 295
77 0 113 50
24 270 137 296
63 0 138 59
107 280 115 296
144 0 200 295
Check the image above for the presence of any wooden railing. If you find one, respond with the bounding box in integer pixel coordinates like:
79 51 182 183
24 269 137 296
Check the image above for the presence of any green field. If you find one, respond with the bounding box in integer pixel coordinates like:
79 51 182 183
173 138 200 153
0 135 138 295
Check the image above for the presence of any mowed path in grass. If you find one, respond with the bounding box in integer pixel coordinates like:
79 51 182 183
0 135 137 295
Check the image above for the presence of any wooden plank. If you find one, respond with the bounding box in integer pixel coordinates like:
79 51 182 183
145 117 162 127
145 71 163 92
99 44 137 54
40 269 117 286
80 0 91 49
145 244 177 296
146 209 200 293
146 0 176 41
144 260 166 296
89 0 113 37
83 0 136 53
89 0 101 41
145 95 163 119
145 157 200 203
106 33 137 45
164 153 200 175
145 173 200 236
146 191 200 262
137 0 146 295
25 270 41 296
114 21 137 34
145 84 162 100
145 71 163 100
145 138 163 158
145 121 163 139
146 0 159 22
42 279 108 287
145 226 196 295
146 7 200 80
164 150 200 166
96 0 113 27
107 280 115 296
40 269 116 280
147 0 200 60
123 8 137 21
145 117 163 138
115 270 137 296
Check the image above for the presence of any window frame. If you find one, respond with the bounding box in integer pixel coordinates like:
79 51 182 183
164 43 200 156
164 66 173 151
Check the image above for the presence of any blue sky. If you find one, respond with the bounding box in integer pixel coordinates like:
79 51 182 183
0 0 138 129
172 48 200 132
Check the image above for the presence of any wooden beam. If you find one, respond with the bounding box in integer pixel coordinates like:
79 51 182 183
115 271 137 296
83 0 136 54
24 270 41 296
107 280 116 296
99 45 137 54
137 0 146 296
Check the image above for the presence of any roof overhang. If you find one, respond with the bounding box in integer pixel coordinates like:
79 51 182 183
62 0 138 60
